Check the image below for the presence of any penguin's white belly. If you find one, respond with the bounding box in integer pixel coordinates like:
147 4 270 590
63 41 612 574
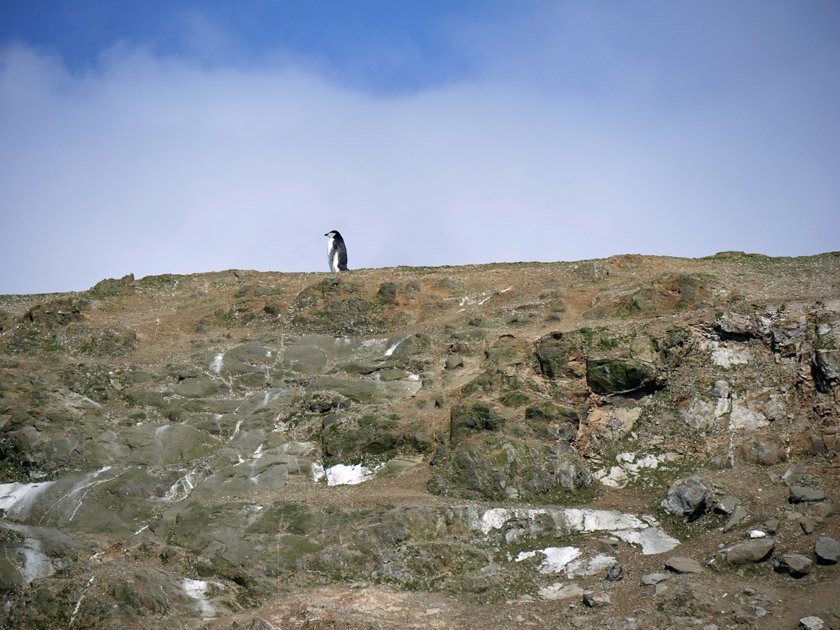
327 237 338 272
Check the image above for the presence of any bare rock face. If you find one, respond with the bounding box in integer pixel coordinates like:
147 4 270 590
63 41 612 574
586 357 659 394
1 254 839 629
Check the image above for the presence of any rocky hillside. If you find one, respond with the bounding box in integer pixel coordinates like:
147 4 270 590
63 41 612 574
1 252 838 629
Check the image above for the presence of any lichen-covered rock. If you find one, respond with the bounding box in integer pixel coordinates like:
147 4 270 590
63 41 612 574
84 325 137 357
122 423 213 466
292 278 395 334
586 358 658 395
307 375 421 403
428 435 592 502
449 403 506 440
321 414 430 464
174 376 225 398
22 298 84 329
535 332 576 378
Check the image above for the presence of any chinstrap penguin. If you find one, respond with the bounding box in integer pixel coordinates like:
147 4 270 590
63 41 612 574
324 230 348 272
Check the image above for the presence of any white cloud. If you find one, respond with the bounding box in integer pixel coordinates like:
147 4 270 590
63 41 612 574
1 3 839 294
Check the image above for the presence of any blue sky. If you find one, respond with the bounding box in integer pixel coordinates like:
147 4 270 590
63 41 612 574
1 1 839 294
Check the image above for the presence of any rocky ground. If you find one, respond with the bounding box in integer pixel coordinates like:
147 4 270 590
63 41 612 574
0 252 838 629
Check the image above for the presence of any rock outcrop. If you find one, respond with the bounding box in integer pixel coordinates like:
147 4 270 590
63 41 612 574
0 252 838 628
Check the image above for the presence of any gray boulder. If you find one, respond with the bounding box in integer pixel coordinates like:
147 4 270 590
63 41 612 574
774 553 812 577
661 478 710 522
789 486 827 503
814 536 840 564
724 539 774 565
665 556 702 574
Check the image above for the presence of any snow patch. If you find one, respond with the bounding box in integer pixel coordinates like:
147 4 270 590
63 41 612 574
594 452 681 488
0 480 55 519
471 506 679 555
182 578 216 616
564 553 616 577
324 463 382 486
209 353 224 375
311 462 325 483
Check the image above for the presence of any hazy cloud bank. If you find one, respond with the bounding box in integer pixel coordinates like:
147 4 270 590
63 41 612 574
1 3 839 293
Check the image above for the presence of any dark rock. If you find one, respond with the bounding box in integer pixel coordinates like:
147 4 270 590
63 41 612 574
814 536 840 564
661 478 710 522
85 325 137 357
500 391 530 407
773 553 812 577
789 486 826 504
307 375 420 403
582 307 608 320
22 298 84 329
605 565 624 581
386 333 432 360
586 357 659 394
321 415 429 464
292 278 389 334
665 557 702 574
283 341 328 375
782 463 809 486
174 376 224 398
812 350 840 392
725 539 774 565
714 312 763 340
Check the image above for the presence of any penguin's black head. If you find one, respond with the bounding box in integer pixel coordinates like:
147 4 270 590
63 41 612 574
325 230 342 239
